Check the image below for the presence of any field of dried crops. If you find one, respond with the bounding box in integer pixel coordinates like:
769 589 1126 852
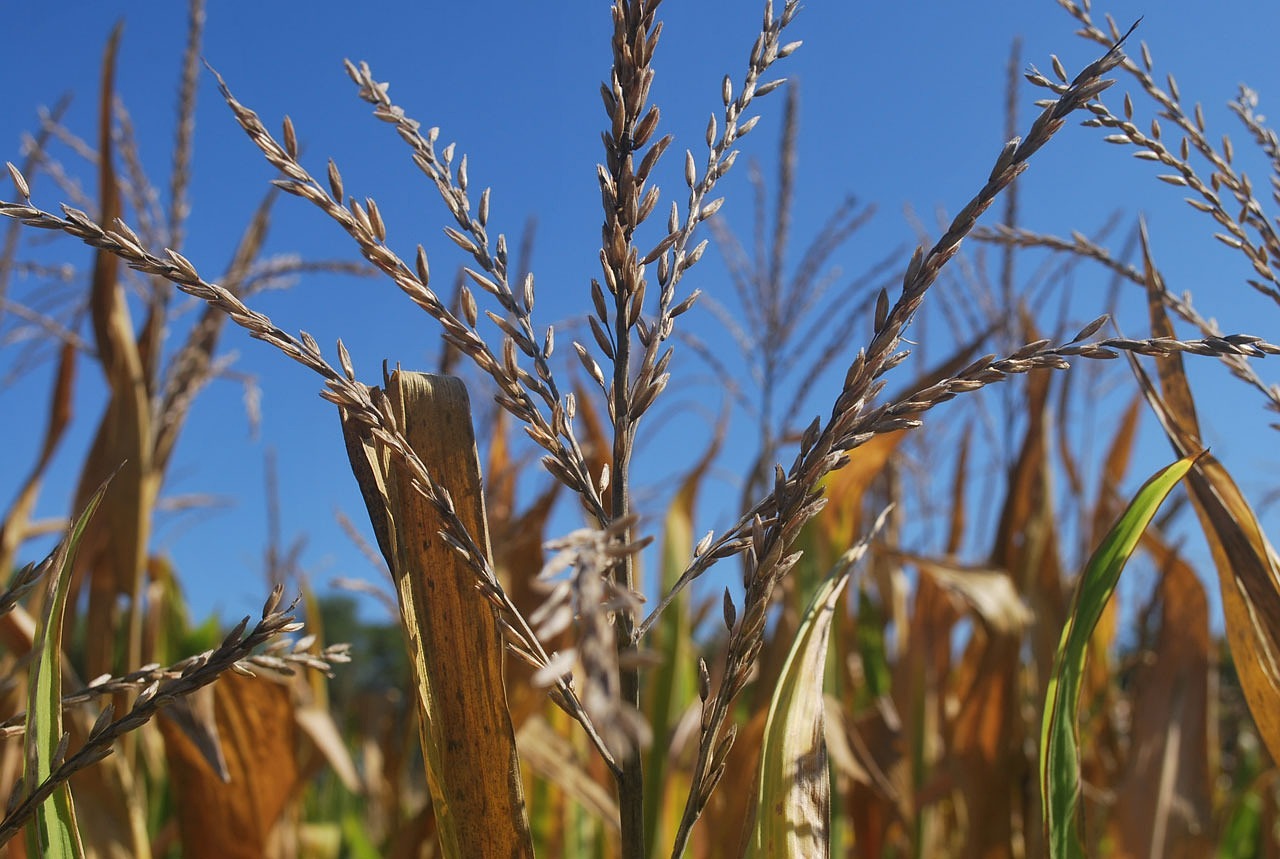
2 1 1279 857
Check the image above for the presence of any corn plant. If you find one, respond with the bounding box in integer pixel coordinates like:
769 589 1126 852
3 0 1279 856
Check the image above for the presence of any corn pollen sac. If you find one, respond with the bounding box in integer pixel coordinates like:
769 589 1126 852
722 588 737 632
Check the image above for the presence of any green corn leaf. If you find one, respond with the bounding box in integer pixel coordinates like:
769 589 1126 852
1040 453 1199 859
25 477 112 858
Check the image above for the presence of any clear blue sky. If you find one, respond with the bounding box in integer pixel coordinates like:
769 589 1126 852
4 2 1279 627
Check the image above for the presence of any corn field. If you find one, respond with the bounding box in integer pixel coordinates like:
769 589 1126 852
2 1 1280 857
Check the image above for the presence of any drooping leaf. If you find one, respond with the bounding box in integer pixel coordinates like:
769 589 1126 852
904 555 1031 637
1040 453 1198 859
1130 225 1280 767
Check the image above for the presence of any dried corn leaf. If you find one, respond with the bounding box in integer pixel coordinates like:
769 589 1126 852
1109 533 1214 858
340 371 532 858
158 672 299 859
921 554 1028 857
73 22 157 698
0 338 76 578
810 431 905 572
902 555 1030 636
991 366 1064 695
1133 225 1280 765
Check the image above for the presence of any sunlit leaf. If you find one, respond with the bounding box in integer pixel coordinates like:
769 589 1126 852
341 371 533 858
23 477 111 858
1040 453 1198 858
746 511 886 858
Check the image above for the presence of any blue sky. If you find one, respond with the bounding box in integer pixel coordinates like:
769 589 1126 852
4 1 1279 627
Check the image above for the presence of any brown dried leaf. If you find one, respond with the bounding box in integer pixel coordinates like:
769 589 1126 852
0 338 77 577
1109 534 1214 858
158 673 299 858
904 555 1031 636
1133 224 1280 764
340 371 533 857
73 22 158 696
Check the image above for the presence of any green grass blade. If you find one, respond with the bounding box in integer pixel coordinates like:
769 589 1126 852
1039 453 1199 859
25 478 112 858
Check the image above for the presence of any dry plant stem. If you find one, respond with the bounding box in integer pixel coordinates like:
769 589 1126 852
589 3 801 850
598 4 661 851
168 0 203 252
976 223 1280 417
0 639 349 739
0 585 306 847
1054 1 1280 303
0 191 617 771
665 29 1138 855
0 96 72 323
210 64 608 532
